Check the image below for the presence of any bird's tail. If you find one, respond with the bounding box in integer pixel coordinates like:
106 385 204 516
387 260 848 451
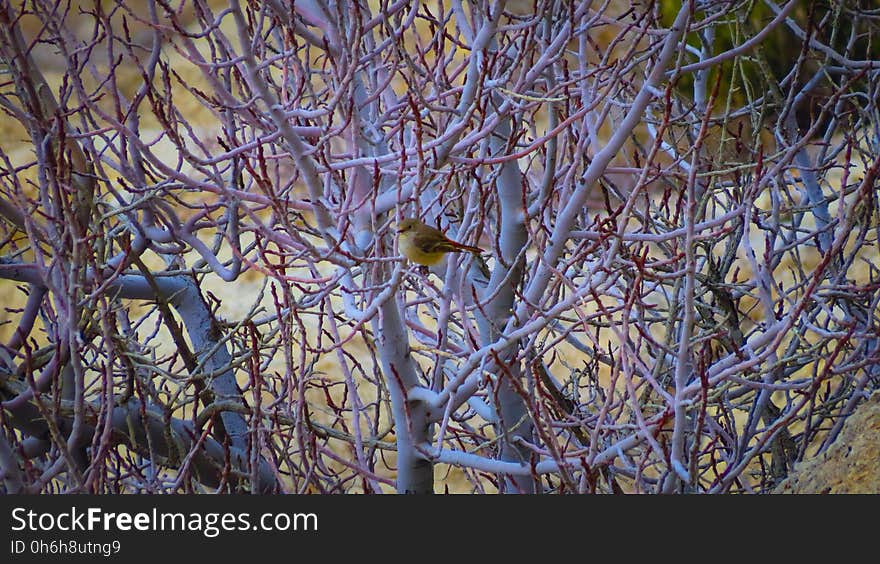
442 240 483 254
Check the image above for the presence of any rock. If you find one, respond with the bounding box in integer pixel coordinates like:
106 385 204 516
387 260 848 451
775 391 880 494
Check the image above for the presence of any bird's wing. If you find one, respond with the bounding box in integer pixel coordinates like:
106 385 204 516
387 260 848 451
415 226 483 254
414 227 452 253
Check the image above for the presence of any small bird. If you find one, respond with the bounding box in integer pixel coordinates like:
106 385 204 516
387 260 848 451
396 218 484 266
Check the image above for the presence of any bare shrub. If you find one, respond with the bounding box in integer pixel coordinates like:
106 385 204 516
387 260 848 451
1 0 878 494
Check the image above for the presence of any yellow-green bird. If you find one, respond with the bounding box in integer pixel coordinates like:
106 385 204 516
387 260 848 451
396 218 484 266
